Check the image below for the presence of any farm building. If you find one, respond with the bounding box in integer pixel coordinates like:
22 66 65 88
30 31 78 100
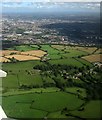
0 70 7 78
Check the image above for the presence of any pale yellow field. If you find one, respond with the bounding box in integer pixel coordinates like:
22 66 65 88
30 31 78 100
65 46 97 54
0 50 20 56
5 55 40 61
94 49 102 54
52 45 65 50
0 57 10 62
52 45 97 54
82 54 102 63
0 50 46 62
75 47 97 54
21 50 46 57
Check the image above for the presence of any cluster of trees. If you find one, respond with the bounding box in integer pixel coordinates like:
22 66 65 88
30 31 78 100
33 63 102 100
9 57 19 63
33 63 89 73
19 84 43 90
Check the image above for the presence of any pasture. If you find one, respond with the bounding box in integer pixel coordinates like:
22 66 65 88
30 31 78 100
13 45 39 51
71 100 102 118
1 44 101 119
40 45 59 54
49 58 87 67
2 92 84 118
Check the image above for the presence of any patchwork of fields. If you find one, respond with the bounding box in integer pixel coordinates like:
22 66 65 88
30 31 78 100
0 45 46 62
1 44 102 119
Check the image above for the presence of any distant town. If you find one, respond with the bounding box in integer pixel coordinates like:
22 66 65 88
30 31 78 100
1 13 101 47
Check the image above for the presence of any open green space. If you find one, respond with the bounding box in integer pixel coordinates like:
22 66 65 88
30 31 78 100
65 87 87 98
62 49 87 58
71 100 102 118
49 58 84 67
40 45 59 54
2 92 83 118
8 45 39 51
1 44 101 119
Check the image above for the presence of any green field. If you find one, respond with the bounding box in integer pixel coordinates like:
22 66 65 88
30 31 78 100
71 100 102 118
1 44 101 119
2 92 84 118
8 45 39 51
49 58 85 67
40 45 59 54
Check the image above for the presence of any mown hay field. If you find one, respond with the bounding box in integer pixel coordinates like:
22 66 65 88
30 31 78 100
0 57 10 62
51 45 97 54
0 50 46 62
82 54 102 63
5 55 40 61
21 50 46 57
0 50 20 56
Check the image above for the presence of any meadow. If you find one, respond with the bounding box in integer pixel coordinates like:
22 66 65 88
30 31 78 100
2 92 84 118
1 44 102 119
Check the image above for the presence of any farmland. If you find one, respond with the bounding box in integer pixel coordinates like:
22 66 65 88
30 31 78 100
1 44 102 119
0 48 46 62
82 54 102 63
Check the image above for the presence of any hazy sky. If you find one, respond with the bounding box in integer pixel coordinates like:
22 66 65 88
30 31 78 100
2 0 102 2
1 0 100 13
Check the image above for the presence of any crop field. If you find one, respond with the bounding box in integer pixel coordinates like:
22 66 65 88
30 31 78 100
5 55 40 61
82 54 102 63
51 45 65 50
1 44 101 119
94 48 102 54
0 57 10 62
51 45 97 54
72 47 97 54
0 50 20 56
21 50 46 57
0 46 47 62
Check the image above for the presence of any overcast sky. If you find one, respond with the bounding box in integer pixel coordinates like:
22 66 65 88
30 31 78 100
1 0 102 2
1 0 100 13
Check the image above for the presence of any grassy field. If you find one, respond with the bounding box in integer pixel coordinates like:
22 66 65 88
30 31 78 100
65 87 87 98
71 100 102 118
2 92 83 118
13 45 39 51
1 44 101 119
40 45 59 54
49 58 86 67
